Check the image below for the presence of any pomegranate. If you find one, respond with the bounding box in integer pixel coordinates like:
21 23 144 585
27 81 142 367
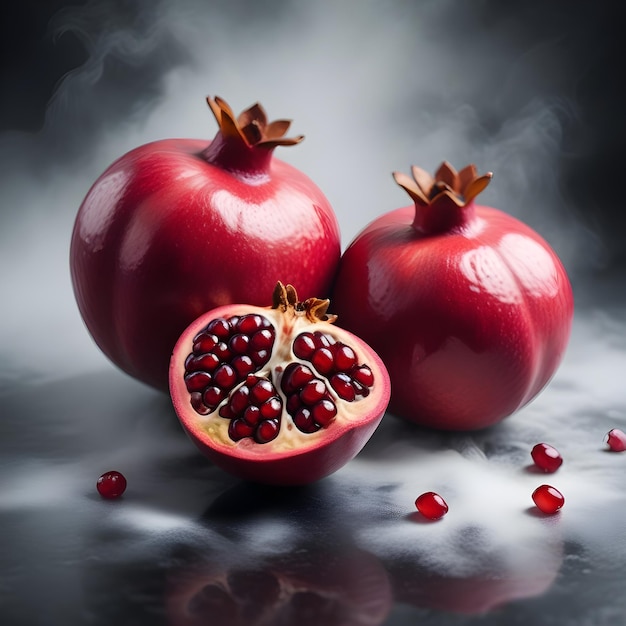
70 96 341 391
331 162 574 430
169 282 390 485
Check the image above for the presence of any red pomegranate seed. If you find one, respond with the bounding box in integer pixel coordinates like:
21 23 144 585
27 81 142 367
236 314 264 334
311 347 334 374
232 355 255 378
193 333 218 353
203 386 224 408
251 329 274 350
255 419 280 443
293 332 316 359
531 443 563 473
229 418 254 441
312 399 337 426
606 428 626 452
229 333 250 354
334 344 357 371
415 492 448 520
532 484 564 514
250 378 275 404
190 392 210 415
330 373 356 401
184 371 212 393
352 365 374 387
300 379 327 405
260 397 282 419
293 407 318 433
313 331 332 348
243 405 262 426
206 318 231 339
97 470 127 499
213 364 237 389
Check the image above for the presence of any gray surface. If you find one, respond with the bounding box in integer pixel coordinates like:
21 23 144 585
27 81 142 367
1 281 625 625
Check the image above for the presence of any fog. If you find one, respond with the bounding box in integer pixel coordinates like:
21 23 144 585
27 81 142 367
1 3 625 622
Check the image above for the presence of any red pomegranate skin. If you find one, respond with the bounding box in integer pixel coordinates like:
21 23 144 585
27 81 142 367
70 98 341 391
331 163 574 430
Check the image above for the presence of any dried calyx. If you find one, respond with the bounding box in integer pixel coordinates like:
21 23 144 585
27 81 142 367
201 96 304 176
393 161 493 235
207 96 304 149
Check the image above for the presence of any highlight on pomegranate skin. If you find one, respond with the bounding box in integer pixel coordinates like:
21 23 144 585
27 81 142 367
169 282 391 485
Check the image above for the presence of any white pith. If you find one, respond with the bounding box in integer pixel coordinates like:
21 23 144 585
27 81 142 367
184 305 380 454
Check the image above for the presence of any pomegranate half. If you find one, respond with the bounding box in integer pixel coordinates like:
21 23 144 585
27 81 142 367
169 283 391 485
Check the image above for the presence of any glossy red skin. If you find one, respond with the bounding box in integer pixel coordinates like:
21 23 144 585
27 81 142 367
331 202 574 430
169 303 391 486
70 138 340 391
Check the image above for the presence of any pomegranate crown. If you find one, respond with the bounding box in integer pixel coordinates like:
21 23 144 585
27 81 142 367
207 96 304 149
272 281 337 324
393 161 492 208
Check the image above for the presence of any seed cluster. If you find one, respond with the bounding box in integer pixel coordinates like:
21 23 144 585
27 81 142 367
183 318 377 444
184 314 275 416
219 374 283 444
292 331 374 401
281 362 338 433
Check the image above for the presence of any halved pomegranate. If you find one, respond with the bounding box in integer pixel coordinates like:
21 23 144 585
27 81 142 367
169 282 391 485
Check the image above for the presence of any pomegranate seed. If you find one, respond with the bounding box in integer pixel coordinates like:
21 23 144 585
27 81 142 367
193 333 218 353
334 344 357 371
190 392 210 415
250 378 275 404
330 373 356 401
243 405 262 426
310 347 334 374
232 355 255 378
236 314 264 334
531 443 563 473
229 333 250 354
229 386 250 413
312 399 337 426
606 428 626 452
260 397 282 419
206 318 232 339
251 329 274 350
255 419 280 443
213 342 231 360
415 492 448 520
97 470 127 499
532 484 564 514
184 371 212 393
313 331 332 348
213 364 237 389
202 386 224 408
293 407 318 433
229 418 254 441
352 365 374 387
293 332 316 359
300 379 326 405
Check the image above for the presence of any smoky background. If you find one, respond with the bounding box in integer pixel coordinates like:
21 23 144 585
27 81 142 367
0 0 624 379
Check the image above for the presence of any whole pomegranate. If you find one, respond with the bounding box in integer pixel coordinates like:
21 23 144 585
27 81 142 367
169 282 390 485
70 96 341 391
331 162 574 431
